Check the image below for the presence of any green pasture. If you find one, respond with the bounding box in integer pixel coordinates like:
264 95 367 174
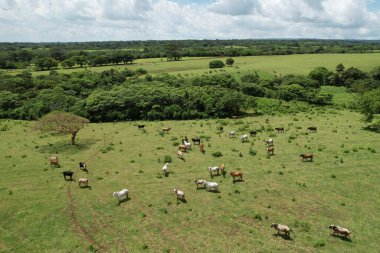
5 53 380 77
0 110 379 252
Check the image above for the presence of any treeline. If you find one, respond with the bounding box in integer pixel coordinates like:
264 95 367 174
1 39 380 69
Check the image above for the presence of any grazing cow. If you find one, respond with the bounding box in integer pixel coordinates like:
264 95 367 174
307 127 317 132
208 166 220 177
162 127 171 133
63 171 74 181
49 156 59 166
230 171 243 182
329 225 351 238
217 126 224 131
275 127 285 133
240 134 249 143
137 125 145 129
199 143 205 154
249 130 257 136
183 140 192 150
264 139 274 146
232 115 237 119
79 162 87 170
173 189 185 201
267 146 275 155
265 118 270 123
271 224 291 237
162 163 170 175
177 150 184 160
204 181 219 192
300 153 313 162
192 137 201 145
113 189 128 202
194 179 206 189
178 144 187 152
228 131 236 138
182 136 189 143
220 163 226 176
78 178 89 188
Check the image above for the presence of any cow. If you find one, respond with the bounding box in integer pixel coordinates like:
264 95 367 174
228 131 236 138
113 189 129 203
249 130 257 136
230 171 243 182
240 134 249 143
329 225 351 238
199 143 205 154
275 127 285 133
173 189 185 201
307 127 317 132
204 181 219 192
194 179 206 189
177 150 184 160
162 127 171 133
178 144 187 152
79 162 87 170
63 171 74 181
267 146 275 155
137 125 145 129
271 224 291 237
264 139 274 146
217 126 224 131
208 166 220 177
300 153 313 162
78 178 89 188
49 156 59 166
192 137 201 145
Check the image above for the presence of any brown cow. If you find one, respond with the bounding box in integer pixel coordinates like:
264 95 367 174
199 143 205 153
178 145 187 152
49 156 59 166
162 127 171 133
230 171 243 182
267 146 275 155
300 153 313 162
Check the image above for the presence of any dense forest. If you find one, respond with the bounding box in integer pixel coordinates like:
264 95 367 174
1 63 379 122
1 39 380 70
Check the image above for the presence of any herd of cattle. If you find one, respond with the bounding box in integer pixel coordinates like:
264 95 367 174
49 121 352 241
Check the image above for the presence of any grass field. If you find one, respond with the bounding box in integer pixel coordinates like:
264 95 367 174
5 53 380 77
1 109 379 252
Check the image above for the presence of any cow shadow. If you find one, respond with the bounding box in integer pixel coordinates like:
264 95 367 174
330 234 352 242
64 177 75 182
164 172 175 177
232 179 245 184
207 190 220 194
80 185 92 190
80 168 89 173
273 233 293 241
116 197 131 206
177 199 187 204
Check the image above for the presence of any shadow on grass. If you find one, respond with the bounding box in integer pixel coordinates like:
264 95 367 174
177 199 187 204
232 179 245 184
273 233 293 241
362 125 380 133
80 185 92 190
330 234 353 242
39 138 97 154
116 197 131 206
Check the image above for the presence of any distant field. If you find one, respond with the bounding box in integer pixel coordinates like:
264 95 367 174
1 110 379 252
5 53 380 77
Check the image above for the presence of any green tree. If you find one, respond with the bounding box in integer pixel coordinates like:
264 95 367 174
35 57 58 70
165 43 182 61
357 88 380 122
308 67 332 86
226 58 235 66
35 111 89 145
336 63 345 72
61 58 76 69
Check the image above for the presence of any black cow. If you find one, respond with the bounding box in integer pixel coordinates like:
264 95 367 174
137 125 145 129
63 171 74 181
307 127 317 132
191 137 201 145
249 130 257 136
275 127 285 133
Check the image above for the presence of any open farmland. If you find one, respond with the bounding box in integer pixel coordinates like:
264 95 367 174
6 53 380 77
0 110 379 252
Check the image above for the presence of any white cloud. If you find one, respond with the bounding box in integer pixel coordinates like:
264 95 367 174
0 0 379 41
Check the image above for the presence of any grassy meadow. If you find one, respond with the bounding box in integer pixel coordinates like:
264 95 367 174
6 53 380 77
1 109 379 252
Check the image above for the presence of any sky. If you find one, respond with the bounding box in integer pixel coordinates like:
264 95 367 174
0 0 380 42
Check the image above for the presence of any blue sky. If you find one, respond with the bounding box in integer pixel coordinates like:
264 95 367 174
0 0 380 42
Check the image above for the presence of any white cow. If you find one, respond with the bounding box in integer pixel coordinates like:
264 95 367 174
208 166 220 177
228 131 236 138
194 179 206 189
173 189 185 200
162 163 170 175
240 134 249 143
183 140 192 150
113 189 129 202
204 181 219 192
265 138 274 146
78 178 88 188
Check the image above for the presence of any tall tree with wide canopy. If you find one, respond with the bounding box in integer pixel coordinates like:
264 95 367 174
35 111 89 145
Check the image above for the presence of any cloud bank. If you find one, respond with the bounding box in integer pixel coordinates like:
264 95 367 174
0 0 379 42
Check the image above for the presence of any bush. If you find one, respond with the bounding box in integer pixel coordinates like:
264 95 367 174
249 147 257 156
163 155 172 163
212 151 223 157
209 60 225 69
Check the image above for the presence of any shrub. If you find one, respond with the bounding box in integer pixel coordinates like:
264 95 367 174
313 240 325 248
164 155 172 163
249 147 257 156
212 151 223 157
209 60 225 69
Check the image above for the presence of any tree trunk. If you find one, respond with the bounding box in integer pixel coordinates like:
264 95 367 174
71 131 78 145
